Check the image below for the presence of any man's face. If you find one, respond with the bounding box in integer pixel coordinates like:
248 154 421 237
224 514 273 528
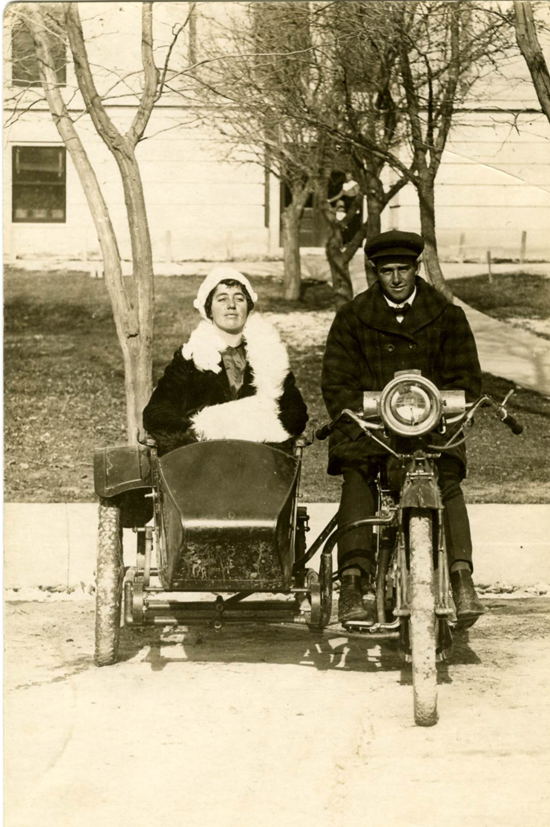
210 283 249 334
375 256 418 303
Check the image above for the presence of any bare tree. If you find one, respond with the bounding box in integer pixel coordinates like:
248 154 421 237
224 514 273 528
190 1 341 301
514 0 550 122
8 2 191 440
301 2 512 300
312 2 413 301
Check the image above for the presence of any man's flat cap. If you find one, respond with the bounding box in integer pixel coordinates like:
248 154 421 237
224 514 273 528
364 230 424 260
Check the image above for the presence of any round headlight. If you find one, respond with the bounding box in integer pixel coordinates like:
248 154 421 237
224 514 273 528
380 375 442 436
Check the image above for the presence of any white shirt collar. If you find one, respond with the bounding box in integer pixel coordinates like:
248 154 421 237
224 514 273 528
383 285 417 310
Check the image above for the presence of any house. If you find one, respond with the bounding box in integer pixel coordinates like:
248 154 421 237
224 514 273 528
3 2 550 266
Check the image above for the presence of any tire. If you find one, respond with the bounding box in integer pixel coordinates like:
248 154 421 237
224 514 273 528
318 552 333 628
408 509 438 727
306 569 321 627
94 497 124 666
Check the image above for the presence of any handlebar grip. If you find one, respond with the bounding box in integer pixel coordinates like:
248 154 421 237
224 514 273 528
315 423 333 441
501 412 524 435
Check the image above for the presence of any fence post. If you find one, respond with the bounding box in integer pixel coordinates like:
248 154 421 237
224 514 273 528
486 249 493 284
520 230 527 264
165 229 173 264
458 232 465 264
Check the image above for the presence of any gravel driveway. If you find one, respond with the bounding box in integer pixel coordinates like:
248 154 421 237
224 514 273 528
5 598 550 827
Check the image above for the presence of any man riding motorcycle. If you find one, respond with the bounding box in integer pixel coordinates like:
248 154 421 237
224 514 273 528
321 230 485 626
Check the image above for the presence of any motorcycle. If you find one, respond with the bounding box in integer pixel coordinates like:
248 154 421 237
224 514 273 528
92 369 522 727
314 370 524 725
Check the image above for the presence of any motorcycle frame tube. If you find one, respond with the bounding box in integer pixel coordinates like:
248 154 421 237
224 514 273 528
293 512 339 573
320 515 396 560
289 441 305 567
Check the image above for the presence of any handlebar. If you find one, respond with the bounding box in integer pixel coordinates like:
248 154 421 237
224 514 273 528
316 390 524 449
499 411 524 435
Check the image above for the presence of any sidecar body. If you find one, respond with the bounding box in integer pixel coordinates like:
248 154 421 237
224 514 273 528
93 438 332 665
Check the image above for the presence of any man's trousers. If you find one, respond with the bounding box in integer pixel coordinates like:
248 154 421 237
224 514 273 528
337 456 473 577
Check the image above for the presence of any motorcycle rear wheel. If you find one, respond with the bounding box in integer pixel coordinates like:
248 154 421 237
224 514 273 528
408 508 438 726
94 497 124 666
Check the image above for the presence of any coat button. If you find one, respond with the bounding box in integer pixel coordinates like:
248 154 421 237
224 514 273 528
386 344 395 352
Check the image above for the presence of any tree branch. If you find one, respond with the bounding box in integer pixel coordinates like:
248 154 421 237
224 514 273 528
22 3 136 336
127 3 159 146
65 3 125 154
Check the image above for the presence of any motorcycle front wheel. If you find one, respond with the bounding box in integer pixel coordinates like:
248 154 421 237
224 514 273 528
94 497 124 666
408 508 438 726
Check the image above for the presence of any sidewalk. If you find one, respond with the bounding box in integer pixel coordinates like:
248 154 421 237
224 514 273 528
455 298 550 396
4 503 549 591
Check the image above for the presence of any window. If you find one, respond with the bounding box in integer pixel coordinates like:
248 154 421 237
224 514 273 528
11 23 66 87
12 146 66 223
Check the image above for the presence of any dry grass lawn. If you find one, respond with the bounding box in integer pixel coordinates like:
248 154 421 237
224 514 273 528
4 268 550 502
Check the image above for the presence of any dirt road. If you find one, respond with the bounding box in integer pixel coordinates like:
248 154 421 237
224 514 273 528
5 598 550 827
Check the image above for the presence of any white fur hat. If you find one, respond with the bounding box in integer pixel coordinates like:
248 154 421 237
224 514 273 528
194 267 258 320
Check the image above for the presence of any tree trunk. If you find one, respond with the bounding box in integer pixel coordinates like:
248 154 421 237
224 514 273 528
63 2 157 441
25 4 145 443
363 184 384 288
114 146 154 435
417 177 454 302
325 224 354 307
323 190 368 306
281 203 303 301
514 0 550 123
321 195 355 307
123 338 153 440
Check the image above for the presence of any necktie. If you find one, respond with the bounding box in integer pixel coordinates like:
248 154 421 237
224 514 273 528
391 303 411 317
222 344 247 397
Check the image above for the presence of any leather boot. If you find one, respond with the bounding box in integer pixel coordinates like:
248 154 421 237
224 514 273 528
339 575 375 623
451 569 485 629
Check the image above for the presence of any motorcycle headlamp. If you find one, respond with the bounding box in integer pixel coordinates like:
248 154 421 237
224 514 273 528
379 374 442 436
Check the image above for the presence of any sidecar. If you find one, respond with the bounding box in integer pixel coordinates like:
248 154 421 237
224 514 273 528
93 438 333 666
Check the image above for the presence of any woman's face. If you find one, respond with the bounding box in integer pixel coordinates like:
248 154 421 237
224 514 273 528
210 283 249 334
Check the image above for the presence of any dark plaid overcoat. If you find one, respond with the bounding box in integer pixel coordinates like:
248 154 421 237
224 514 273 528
321 277 482 475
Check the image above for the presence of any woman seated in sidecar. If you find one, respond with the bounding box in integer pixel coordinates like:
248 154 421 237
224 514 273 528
143 267 308 453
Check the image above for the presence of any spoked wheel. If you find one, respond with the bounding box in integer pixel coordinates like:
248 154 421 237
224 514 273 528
307 552 333 629
408 508 438 727
94 497 124 666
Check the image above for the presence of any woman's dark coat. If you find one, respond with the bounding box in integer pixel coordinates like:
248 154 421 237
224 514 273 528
321 277 482 475
143 347 308 456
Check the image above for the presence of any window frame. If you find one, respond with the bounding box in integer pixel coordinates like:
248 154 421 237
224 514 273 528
11 22 67 88
12 145 67 225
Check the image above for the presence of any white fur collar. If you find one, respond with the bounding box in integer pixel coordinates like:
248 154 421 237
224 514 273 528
182 314 289 389
183 315 293 443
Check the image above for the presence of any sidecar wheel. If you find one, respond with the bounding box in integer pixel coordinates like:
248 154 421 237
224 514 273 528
408 509 438 727
95 497 124 667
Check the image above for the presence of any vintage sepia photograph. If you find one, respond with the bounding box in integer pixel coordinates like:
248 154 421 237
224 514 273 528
3 1 550 825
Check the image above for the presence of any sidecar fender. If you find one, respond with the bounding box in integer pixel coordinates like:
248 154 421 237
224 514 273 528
94 444 152 498
400 477 442 510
